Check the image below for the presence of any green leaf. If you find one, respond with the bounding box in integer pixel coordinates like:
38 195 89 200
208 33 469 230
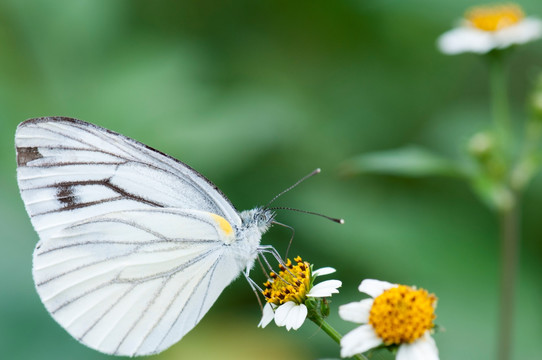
343 145 465 178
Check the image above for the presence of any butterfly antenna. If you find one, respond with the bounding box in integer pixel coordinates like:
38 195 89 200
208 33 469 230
269 206 344 224
264 168 321 208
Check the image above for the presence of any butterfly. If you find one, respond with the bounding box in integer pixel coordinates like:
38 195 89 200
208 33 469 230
15 117 286 356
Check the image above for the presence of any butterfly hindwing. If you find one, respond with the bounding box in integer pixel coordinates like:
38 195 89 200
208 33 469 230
33 208 242 356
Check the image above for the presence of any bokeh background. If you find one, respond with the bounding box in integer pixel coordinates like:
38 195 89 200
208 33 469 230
1 1 541 359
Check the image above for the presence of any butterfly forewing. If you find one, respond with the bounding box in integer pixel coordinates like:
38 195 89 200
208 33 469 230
15 117 246 356
16 117 241 238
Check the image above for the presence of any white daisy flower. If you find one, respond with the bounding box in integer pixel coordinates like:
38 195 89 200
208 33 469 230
339 279 438 360
438 3 542 55
258 257 341 331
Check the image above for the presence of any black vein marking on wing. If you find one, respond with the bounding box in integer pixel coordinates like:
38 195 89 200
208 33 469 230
56 184 77 208
36 213 169 245
134 274 193 355
17 146 43 166
46 247 219 317
36 251 127 288
29 179 162 216
78 284 137 342
37 195 124 215
52 281 118 315
38 211 226 257
68 121 228 215
86 210 224 240
38 238 223 256
34 161 128 168
37 120 217 210
114 278 170 355
57 209 223 242
118 248 219 284
155 256 222 353
37 242 217 288
70 120 229 204
17 145 126 170
19 145 128 166
20 117 238 215
195 257 221 323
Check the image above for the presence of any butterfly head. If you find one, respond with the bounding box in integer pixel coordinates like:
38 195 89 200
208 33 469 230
240 207 275 234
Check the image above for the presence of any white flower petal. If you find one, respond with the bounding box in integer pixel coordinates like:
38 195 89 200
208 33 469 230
274 301 295 327
338 298 373 324
312 267 336 277
258 303 275 328
438 17 542 55
274 302 308 331
495 18 542 48
437 27 493 54
358 279 395 298
307 280 342 297
340 324 382 358
286 304 308 330
397 333 439 360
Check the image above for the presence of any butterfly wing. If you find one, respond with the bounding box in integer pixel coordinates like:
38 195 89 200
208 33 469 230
15 117 246 356
15 117 241 240
34 208 243 356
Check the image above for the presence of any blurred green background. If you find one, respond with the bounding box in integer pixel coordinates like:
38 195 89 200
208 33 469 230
1 0 541 359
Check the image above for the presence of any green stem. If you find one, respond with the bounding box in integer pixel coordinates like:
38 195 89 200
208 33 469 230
309 314 368 360
488 50 519 360
498 201 519 360
489 51 511 161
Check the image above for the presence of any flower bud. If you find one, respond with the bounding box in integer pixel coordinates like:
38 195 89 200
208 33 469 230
468 132 494 160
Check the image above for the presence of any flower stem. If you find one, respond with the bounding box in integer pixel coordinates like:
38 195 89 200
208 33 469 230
308 314 368 360
498 202 519 360
488 50 519 360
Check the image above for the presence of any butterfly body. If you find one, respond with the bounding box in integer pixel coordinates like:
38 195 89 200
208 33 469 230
15 117 275 356
234 208 275 270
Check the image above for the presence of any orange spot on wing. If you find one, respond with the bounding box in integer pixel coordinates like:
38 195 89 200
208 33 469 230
210 214 233 236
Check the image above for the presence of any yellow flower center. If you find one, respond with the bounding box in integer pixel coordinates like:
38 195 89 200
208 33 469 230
466 3 524 31
262 256 311 305
369 285 437 345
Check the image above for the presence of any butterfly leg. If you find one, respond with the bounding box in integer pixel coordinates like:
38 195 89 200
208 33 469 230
257 245 286 265
271 220 295 259
243 271 264 310
257 246 297 285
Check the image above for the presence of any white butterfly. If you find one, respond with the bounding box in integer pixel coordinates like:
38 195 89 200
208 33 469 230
15 117 282 356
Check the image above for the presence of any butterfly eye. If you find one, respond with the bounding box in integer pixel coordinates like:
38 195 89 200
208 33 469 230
254 211 268 225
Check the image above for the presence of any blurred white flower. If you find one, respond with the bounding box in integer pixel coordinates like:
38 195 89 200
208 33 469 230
258 257 341 331
438 3 542 54
339 279 438 360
